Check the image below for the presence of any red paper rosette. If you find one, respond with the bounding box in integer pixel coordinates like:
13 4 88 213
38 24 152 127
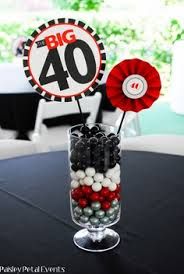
106 58 161 112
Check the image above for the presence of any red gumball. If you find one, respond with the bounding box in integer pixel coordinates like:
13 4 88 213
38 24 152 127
90 192 100 202
79 198 88 208
99 196 105 203
107 192 116 202
71 187 83 201
102 201 111 211
116 193 121 201
116 185 121 193
82 186 92 197
100 187 110 197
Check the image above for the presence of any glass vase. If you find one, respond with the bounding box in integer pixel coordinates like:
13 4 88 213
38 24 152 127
68 123 121 252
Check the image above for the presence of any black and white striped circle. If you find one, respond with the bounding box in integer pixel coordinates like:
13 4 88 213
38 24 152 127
23 18 106 102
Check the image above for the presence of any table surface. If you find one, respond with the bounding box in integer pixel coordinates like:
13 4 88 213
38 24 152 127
0 150 184 274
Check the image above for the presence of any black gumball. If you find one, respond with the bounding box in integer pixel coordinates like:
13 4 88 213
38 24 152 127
105 139 112 147
116 155 121 162
88 137 98 146
107 133 116 138
114 147 120 154
96 132 105 138
75 140 85 150
100 136 108 145
110 135 120 145
70 150 78 163
80 125 90 135
109 161 116 168
71 164 78 171
90 126 99 135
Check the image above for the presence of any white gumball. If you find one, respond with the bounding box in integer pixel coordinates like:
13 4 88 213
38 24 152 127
71 171 78 180
71 180 79 189
79 179 85 185
111 173 120 184
105 168 115 179
85 167 95 177
109 182 117 192
83 176 94 186
114 163 120 171
92 182 102 192
94 173 104 182
102 178 111 187
76 170 85 179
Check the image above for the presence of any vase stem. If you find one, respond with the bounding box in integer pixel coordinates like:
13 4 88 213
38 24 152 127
87 227 106 242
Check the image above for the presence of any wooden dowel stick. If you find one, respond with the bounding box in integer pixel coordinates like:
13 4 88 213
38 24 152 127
76 99 85 127
117 111 126 135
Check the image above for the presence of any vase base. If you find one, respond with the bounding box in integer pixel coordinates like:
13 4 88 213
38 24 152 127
73 228 120 252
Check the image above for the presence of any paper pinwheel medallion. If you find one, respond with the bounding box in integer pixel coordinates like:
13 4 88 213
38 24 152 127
106 58 161 112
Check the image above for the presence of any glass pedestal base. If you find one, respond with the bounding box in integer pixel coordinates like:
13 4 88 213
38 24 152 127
73 228 120 252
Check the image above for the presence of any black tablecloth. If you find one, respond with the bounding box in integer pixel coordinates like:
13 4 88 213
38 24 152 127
0 150 184 274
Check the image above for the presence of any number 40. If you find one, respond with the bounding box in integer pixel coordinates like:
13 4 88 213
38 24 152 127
39 39 96 91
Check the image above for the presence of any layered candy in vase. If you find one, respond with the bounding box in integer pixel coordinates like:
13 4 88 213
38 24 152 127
68 124 121 252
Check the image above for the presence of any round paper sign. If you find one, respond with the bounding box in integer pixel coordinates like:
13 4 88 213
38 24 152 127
23 18 106 102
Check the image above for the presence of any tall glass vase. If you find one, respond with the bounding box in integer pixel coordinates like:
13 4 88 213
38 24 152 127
68 124 121 252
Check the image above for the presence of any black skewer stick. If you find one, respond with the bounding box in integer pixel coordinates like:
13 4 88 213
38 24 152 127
76 99 85 127
117 111 126 135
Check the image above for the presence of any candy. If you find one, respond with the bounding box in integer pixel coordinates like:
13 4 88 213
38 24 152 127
111 198 119 207
116 193 121 201
109 182 117 192
90 126 99 135
71 164 78 172
100 216 110 224
85 167 96 177
94 173 104 182
105 169 115 179
101 178 111 187
91 201 101 211
74 206 83 216
99 196 105 202
79 179 85 185
78 198 88 208
89 217 100 225
80 125 90 134
111 173 120 184
113 204 120 213
100 187 110 197
73 212 80 220
72 199 78 207
76 170 85 179
83 176 94 186
95 210 105 219
71 180 79 189
82 186 92 196
109 213 116 222
92 182 102 192
106 208 115 217
107 192 116 202
102 201 111 211
80 215 89 223
114 163 120 171
116 185 121 193
83 207 93 217
71 188 83 201
71 171 78 180
90 192 100 201
110 136 120 145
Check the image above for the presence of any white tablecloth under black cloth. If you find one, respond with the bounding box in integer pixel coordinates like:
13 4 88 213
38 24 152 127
0 150 184 274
